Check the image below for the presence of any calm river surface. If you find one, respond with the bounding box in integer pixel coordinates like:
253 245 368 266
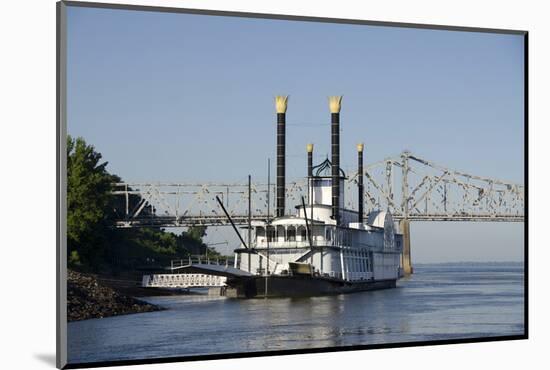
68 263 524 364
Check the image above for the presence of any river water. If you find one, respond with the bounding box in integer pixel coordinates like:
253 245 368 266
67 263 524 365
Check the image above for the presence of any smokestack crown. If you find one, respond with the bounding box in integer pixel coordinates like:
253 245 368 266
328 96 343 113
275 96 289 114
306 143 314 153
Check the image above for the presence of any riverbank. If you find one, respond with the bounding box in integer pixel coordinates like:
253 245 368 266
95 274 191 297
67 270 163 322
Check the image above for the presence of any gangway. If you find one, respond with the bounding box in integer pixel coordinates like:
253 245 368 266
142 273 226 288
142 256 244 289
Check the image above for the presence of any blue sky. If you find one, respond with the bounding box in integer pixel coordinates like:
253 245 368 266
66 6 524 262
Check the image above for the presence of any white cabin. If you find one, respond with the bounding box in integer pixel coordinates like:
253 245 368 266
234 160 403 283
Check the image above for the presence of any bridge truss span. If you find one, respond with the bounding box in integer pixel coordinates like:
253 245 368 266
358 152 524 222
111 152 524 228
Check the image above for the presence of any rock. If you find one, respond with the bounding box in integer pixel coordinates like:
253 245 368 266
67 270 163 322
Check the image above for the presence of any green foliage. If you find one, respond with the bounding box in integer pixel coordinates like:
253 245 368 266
183 226 227 259
68 250 81 267
205 247 223 258
175 231 208 256
187 225 206 242
66 135 210 274
67 136 116 270
106 228 182 272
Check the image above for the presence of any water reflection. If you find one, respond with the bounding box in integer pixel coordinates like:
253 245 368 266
68 263 524 364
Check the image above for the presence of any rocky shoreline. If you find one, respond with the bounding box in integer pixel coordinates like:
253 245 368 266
67 270 163 322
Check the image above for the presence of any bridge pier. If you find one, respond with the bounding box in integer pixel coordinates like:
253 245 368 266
399 219 413 276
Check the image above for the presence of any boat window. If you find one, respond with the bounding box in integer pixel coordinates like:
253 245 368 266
276 225 285 241
255 226 265 240
325 228 332 241
298 226 306 241
287 226 296 242
266 226 275 242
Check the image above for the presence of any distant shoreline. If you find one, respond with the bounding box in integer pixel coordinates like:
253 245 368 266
413 261 524 266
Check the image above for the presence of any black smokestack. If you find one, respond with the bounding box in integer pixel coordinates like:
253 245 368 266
357 143 364 223
307 143 314 177
329 96 342 224
307 143 314 206
275 96 288 217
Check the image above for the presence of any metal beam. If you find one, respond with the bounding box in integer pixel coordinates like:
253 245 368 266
110 151 524 228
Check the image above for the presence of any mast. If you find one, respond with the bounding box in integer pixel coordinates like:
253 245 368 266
265 158 271 297
248 174 252 273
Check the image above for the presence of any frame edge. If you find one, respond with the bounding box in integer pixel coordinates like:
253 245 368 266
57 1 68 368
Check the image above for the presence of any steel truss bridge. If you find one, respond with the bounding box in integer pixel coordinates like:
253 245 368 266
112 152 524 228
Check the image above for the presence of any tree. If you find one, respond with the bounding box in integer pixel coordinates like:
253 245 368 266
187 225 207 242
67 136 115 270
66 136 209 273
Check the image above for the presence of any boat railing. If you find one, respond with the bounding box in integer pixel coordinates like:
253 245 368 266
253 240 333 249
170 255 235 270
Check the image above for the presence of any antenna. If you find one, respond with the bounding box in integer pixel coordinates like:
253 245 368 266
265 158 271 297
